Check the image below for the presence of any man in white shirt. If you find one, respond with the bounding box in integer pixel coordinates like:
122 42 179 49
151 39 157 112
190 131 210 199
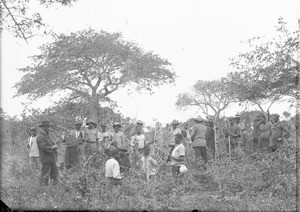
169 133 185 177
166 120 182 162
105 149 122 185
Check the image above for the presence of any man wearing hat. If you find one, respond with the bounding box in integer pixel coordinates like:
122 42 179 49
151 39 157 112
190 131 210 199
191 117 208 168
27 127 40 170
83 118 100 162
98 122 112 150
252 113 264 147
110 122 131 171
129 120 145 137
166 120 182 163
62 121 82 169
234 114 246 147
36 120 59 186
270 113 290 152
205 119 215 158
225 116 240 155
130 124 146 169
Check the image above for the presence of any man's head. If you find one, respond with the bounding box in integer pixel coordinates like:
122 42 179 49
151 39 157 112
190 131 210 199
193 117 203 125
100 123 107 132
171 120 179 129
183 122 189 129
228 117 235 124
259 115 267 124
38 120 53 134
74 121 82 130
30 127 38 136
175 133 183 144
272 113 280 123
234 114 241 123
136 125 142 135
136 120 144 127
86 119 97 129
113 122 121 131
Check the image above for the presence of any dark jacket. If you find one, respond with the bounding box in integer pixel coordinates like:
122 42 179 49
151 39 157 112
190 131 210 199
205 126 214 141
37 131 57 163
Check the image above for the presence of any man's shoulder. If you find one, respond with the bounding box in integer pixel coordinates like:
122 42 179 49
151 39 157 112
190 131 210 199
36 133 46 141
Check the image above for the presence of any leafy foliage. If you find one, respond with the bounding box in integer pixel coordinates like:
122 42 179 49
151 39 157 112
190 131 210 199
176 78 235 118
227 18 299 112
15 29 176 116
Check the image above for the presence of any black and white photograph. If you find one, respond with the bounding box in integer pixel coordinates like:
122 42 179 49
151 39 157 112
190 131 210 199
1 0 299 211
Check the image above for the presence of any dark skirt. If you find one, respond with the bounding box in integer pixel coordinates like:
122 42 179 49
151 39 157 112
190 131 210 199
65 146 79 169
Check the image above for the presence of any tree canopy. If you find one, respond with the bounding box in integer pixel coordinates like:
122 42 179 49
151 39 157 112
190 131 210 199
227 18 299 113
15 29 176 117
176 78 235 119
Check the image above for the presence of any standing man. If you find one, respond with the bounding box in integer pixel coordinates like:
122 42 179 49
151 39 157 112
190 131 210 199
252 114 264 148
270 114 290 152
110 122 131 172
36 120 59 186
83 119 100 163
225 117 240 155
28 127 40 170
205 119 215 158
234 114 246 147
98 123 112 150
169 134 185 178
62 121 82 170
258 115 274 151
191 117 208 169
166 120 182 163
182 122 191 143
130 125 146 169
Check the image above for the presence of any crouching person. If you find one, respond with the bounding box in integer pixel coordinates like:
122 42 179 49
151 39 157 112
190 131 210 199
141 145 158 181
169 134 185 178
105 149 123 186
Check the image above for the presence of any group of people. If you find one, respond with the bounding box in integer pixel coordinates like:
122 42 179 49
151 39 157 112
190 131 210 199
27 112 290 186
252 113 290 152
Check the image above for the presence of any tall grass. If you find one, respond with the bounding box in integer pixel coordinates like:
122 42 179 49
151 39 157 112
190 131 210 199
1 117 297 211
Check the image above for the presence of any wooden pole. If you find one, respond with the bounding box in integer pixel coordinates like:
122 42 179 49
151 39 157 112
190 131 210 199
213 120 218 161
228 119 232 162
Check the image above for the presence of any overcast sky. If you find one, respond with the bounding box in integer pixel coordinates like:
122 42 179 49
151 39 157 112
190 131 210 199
1 0 299 126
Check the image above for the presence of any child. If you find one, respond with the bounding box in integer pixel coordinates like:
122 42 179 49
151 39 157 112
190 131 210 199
169 133 185 177
105 149 123 185
141 145 158 181
27 127 40 170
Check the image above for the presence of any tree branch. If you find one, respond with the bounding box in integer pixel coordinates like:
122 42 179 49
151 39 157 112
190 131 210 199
1 0 28 44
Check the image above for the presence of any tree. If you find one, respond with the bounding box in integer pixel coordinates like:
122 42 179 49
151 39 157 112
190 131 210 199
228 18 299 113
176 78 235 119
0 0 77 42
15 29 176 117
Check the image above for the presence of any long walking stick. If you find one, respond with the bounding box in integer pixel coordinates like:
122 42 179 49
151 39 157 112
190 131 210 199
213 120 218 161
228 119 231 162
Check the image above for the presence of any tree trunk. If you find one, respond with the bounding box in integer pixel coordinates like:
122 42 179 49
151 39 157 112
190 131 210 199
89 92 100 122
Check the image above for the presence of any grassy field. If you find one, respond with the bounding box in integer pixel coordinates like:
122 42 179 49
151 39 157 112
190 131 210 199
1 120 298 211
